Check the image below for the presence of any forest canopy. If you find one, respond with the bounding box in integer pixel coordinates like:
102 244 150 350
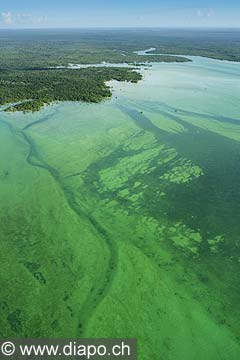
1 28 239 112
1 67 142 112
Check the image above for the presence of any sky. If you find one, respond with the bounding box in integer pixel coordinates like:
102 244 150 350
0 0 239 28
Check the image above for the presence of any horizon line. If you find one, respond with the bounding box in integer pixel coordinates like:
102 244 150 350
0 26 240 30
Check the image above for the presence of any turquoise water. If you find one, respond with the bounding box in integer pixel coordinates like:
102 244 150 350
1 56 240 359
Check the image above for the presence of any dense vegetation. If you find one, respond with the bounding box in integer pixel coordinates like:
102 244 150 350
1 67 142 112
0 29 191 69
0 29 193 112
0 28 239 66
0 28 240 112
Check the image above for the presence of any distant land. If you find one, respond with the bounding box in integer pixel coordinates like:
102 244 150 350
0 28 240 111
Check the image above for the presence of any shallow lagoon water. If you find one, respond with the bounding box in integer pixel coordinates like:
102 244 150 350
1 56 240 359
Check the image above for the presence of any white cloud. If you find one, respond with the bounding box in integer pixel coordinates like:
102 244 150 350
1 12 12 25
197 8 214 18
0 12 48 27
16 13 48 25
36 15 48 25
